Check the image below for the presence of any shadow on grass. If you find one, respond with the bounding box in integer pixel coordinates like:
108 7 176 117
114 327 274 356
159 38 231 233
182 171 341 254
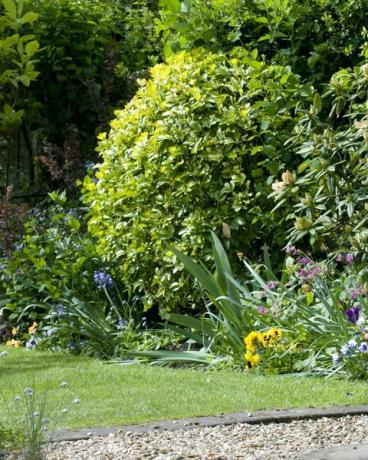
0 351 93 378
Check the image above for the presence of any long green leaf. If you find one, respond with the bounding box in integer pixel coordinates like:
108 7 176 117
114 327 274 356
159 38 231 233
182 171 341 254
172 247 222 299
165 313 215 337
211 231 241 305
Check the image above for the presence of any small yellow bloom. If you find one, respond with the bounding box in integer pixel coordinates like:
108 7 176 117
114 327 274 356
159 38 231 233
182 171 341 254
301 283 311 294
261 328 282 346
6 339 22 348
244 351 261 368
270 327 282 339
244 331 262 352
244 351 254 362
11 327 18 336
28 321 38 335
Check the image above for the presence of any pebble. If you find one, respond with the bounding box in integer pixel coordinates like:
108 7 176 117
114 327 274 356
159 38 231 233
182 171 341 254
25 415 368 459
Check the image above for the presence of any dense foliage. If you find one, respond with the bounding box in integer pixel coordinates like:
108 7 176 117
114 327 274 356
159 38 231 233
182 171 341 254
272 63 368 254
0 192 102 325
83 48 311 312
158 0 368 83
1 0 161 195
3 0 368 381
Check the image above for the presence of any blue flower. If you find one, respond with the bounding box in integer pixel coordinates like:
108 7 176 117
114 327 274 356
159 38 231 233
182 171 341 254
341 344 351 356
117 319 127 330
347 339 358 349
26 337 37 349
93 271 113 289
359 342 368 353
332 353 340 366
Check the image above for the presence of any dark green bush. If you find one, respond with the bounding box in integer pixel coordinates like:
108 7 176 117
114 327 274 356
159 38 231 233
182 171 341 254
272 63 368 254
0 192 103 325
158 0 368 84
0 0 39 192
3 0 160 193
83 48 312 313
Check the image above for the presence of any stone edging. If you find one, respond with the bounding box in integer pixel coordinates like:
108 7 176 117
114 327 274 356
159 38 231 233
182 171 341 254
52 404 368 442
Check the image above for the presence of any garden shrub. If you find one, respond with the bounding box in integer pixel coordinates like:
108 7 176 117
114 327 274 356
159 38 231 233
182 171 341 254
0 0 39 192
83 48 312 313
158 0 368 85
3 0 161 193
0 192 104 327
272 62 368 255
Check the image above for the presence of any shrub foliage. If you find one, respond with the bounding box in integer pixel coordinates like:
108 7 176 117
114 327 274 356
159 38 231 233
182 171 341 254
83 48 311 312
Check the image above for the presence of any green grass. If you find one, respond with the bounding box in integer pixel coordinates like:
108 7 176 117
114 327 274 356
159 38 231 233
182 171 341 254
1 346 368 430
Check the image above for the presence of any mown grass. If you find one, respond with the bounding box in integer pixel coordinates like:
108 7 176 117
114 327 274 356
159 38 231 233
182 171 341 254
1 346 368 431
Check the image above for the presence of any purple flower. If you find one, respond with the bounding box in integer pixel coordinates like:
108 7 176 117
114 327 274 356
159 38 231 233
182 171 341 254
299 265 321 280
359 342 368 353
94 271 113 289
332 353 340 365
335 253 344 263
351 285 364 299
266 280 279 290
345 254 354 264
257 305 268 315
308 266 321 279
345 306 361 323
284 245 297 255
297 256 312 266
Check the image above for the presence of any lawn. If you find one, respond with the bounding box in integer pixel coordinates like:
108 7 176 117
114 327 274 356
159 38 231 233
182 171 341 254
1 346 368 431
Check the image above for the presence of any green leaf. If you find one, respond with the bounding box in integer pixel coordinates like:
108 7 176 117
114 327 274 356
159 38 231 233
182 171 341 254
25 40 39 56
172 247 222 300
3 0 17 19
164 313 215 337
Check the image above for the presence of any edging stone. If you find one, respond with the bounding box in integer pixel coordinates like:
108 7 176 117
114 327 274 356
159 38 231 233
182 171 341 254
51 404 368 442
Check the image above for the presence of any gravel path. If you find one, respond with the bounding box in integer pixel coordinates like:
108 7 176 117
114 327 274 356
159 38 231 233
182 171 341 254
46 415 368 459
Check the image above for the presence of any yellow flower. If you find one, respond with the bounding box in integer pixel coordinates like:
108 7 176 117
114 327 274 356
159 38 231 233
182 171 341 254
28 321 38 335
261 328 283 346
6 339 22 348
301 283 311 294
244 351 254 362
270 327 282 339
244 351 261 368
11 327 18 336
244 331 262 352
261 331 274 346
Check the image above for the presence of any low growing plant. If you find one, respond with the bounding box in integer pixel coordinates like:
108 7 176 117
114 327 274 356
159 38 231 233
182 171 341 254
130 234 368 377
1 381 79 460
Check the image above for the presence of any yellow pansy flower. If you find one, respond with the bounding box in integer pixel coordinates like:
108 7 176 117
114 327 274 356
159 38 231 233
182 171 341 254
28 321 38 335
6 339 22 348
